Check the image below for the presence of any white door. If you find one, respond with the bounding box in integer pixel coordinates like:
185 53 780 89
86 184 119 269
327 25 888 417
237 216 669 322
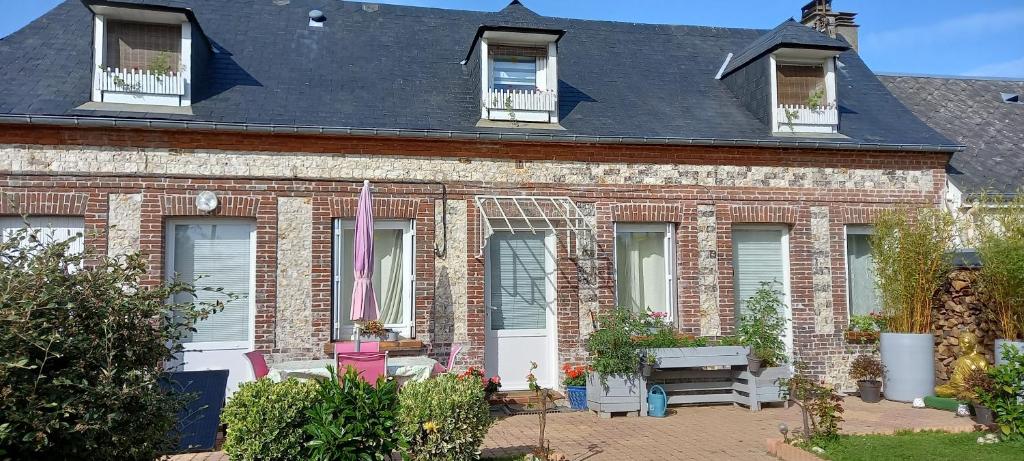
732 225 793 355
166 219 256 396
485 231 557 390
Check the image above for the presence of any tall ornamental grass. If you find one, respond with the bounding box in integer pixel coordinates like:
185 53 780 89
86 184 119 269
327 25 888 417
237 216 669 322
871 208 956 334
974 193 1024 340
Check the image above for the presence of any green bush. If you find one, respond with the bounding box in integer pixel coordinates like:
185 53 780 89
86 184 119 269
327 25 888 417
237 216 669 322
304 366 403 461
0 225 216 460
977 346 1024 439
738 283 788 367
585 307 647 376
398 373 493 461
221 378 319 461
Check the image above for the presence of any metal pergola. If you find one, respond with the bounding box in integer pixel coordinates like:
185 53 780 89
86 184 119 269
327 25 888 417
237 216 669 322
473 195 592 255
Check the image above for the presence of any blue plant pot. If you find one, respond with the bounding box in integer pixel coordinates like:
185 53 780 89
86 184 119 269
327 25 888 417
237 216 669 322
566 385 587 410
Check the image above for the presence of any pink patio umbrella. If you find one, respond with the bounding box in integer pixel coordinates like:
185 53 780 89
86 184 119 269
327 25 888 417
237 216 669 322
351 180 379 352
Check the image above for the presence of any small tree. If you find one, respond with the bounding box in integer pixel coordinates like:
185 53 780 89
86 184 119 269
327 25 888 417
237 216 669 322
974 193 1024 340
0 226 218 460
871 208 956 333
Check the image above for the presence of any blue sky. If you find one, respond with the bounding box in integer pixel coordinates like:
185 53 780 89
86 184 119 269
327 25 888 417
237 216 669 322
2 0 1022 77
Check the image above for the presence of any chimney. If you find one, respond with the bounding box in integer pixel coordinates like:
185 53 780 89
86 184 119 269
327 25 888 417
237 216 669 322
800 0 859 52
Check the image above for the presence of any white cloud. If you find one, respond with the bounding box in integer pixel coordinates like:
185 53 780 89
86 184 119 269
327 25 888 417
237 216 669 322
963 56 1024 78
862 8 1024 48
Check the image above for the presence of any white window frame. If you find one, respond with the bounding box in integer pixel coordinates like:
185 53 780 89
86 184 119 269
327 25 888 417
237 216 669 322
769 54 838 134
332 219 416 339
164 218 257 352
479 36 559 123
844 224 879 320
731 224 793 355
91 13 193 106
613 222 677 323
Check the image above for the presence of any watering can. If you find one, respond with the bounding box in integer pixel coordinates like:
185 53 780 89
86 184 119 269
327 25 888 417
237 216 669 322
647 385 667 417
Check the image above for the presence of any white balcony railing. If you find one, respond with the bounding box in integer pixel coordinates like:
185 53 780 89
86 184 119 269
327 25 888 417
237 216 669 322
95 67 186 96
776 104 838 131
484 88 557 112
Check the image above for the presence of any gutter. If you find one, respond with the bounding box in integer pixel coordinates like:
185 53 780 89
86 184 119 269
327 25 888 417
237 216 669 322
0 114 964 154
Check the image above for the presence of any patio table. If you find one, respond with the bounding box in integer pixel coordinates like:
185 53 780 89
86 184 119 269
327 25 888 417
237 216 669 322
267 356 438 383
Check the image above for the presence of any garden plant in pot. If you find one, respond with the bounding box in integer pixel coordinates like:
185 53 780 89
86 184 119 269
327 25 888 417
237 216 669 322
974 346 1024 436
584 307 647 415
958 367 996 425
872 208 956 402
974 193 1024 365
848 355 884 403
737 283 788 375
562 364 588 410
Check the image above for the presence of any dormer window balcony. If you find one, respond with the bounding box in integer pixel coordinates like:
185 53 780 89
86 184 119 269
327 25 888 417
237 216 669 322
87 3 198 107
483 55 557 117
770 56 839 133
478 30 561 124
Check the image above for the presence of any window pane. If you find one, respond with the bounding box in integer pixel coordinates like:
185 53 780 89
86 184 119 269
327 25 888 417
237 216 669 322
776 64 825 106
340 228 405 326
847 233 880 316
493 57 537 90
489 233 547 330
615 230 667 314
732 228 786 323
171 223 252 343
0 216 85 255
105 21 181 70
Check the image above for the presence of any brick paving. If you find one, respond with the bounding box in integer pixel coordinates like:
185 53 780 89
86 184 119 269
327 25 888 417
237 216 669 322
166 399 976 461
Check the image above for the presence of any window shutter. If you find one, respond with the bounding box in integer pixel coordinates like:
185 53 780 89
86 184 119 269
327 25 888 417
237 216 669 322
0 216 85 255
732 229 786 322
489 233 547 330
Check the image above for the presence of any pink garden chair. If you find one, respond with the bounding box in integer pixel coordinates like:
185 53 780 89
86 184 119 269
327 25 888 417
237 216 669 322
243 350 269 380
336 351 389 386
333 341 380 354
430 343 463 376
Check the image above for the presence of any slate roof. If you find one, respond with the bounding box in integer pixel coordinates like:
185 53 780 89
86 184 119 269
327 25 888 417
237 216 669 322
720 19 849 77
880 75 1024 196
0 0 957 151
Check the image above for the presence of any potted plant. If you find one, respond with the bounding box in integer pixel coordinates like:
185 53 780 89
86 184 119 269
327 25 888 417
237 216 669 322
562 364 588 410
974 194 1024 365
975 346 1024 435
959 367 996 425
584 307 646 415
737 283 788 375
872 208 956 402
844 313 883 344
848 355 884 403
459 366 502 400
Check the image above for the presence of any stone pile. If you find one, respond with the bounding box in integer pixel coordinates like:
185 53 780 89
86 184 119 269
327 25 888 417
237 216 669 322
932 269 998 382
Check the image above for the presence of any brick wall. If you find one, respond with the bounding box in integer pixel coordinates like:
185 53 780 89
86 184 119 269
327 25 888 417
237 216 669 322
0 125 949 385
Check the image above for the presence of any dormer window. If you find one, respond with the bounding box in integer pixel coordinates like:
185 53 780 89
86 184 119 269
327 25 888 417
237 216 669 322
87 3 199 108
478 29 561 124
770 54 838 134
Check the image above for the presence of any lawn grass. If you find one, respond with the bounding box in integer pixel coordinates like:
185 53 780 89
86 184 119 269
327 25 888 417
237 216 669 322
813 431 1023 461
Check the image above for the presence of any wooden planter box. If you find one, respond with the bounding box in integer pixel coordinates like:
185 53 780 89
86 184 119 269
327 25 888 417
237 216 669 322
642 346 790 413
586 371 642 417
844 330 879 344
734 366 791 410
647 345 749 368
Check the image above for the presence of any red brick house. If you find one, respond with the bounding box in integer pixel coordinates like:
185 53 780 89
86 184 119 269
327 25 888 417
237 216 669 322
0 0 960 392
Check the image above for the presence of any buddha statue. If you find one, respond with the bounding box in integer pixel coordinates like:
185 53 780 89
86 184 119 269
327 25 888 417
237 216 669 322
935 331 990 399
